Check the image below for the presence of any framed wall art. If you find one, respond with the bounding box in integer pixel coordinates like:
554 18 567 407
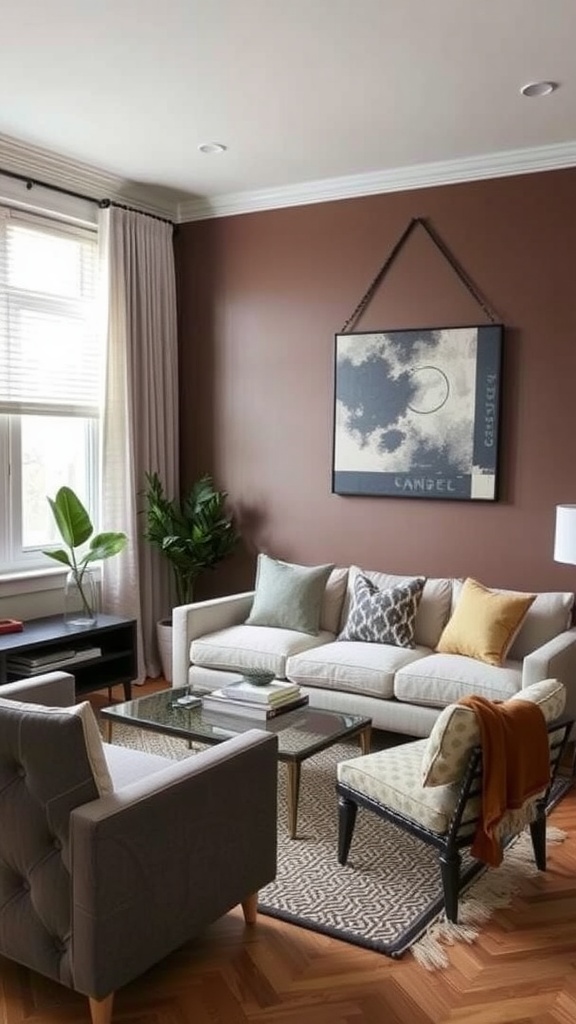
332 324 502 501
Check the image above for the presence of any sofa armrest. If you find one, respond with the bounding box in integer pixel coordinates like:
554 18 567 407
0 670 76 707
70 728 277 999
172 591 255 688
522 628 576 724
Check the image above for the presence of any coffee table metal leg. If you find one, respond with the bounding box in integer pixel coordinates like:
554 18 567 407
286 762 301 839
359 724 371 755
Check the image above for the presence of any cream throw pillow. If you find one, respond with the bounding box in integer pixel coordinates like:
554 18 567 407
436 577 536 666
320 567 349 633
0 696 113 796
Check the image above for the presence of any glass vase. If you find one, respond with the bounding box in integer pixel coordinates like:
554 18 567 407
64 569 98 627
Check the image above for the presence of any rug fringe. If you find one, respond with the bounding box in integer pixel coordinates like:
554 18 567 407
411 826 567 970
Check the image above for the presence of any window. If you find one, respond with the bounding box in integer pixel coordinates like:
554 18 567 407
0 206 101 573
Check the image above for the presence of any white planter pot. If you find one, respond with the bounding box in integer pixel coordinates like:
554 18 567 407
156 618 173 683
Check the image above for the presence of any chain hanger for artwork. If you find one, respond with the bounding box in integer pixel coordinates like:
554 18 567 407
341 217 501 334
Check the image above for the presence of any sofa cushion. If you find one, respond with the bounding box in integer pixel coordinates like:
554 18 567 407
436 577 535 666
394 652 522 707
344 567 452 649
104 743 175 789
245 554 334 635
451 580 574 660
421 678 566 787
338 573 425 647
191 623 334 680
286 640 429 699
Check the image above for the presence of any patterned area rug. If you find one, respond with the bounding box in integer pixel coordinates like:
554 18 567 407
109 726 571 964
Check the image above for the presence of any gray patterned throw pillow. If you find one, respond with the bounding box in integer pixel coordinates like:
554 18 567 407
338 573 426 647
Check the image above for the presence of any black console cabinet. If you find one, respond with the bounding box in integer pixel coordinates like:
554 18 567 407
0 614 137 700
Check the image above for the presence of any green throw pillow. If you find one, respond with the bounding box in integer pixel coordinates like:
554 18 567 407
246 554 334 635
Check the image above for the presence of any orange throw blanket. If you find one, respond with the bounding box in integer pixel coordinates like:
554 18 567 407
458 696 550 867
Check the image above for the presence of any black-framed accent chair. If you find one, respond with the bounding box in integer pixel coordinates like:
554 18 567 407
336 679 572 923
0 672 278 1024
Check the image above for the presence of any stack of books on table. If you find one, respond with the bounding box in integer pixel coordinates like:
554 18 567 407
6 647 102 676
201 677 308 720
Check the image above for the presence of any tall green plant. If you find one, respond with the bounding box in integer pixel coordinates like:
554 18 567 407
142 472 239 606
43 487 127 618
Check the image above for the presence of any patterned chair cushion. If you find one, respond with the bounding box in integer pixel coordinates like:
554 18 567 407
338 573 425 647
337 738 539 840
337 739 466 834
421 678 566 787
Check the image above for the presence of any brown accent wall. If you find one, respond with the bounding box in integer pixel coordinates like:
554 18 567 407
176 169 576 598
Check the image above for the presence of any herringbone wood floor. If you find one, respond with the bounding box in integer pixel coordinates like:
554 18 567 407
3 681 575 1024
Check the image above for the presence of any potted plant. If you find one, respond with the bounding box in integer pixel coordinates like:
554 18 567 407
43 486 127 627
142 471 239 679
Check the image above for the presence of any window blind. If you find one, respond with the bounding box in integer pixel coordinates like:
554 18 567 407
0 207 100 417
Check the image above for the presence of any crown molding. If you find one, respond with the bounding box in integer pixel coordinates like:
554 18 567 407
3 132 576 226
177 140 576 222
0 133 181 220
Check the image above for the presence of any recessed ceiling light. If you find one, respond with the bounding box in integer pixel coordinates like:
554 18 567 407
198 142 227 154
520 81 558 98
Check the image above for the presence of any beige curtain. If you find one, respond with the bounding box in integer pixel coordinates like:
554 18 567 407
98 205 178 680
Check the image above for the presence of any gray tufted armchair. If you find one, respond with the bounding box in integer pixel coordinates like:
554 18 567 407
0 672 278 1024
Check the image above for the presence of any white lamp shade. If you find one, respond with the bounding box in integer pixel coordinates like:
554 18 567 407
554 504 576 565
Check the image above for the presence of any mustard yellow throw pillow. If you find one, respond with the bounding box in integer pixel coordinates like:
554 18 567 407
436 577 536 666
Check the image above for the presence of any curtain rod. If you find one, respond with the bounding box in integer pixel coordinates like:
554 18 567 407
0 165 175 225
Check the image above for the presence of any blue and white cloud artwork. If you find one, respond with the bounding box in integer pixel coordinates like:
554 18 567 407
332 325 502 500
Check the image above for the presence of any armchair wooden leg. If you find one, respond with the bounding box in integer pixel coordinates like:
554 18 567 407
241 892 259 925
530 803 547 870
337 794 358 865
89 993 114 1024
439 847 461 923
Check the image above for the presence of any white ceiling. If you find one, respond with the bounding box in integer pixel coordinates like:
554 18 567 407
1 0 575 220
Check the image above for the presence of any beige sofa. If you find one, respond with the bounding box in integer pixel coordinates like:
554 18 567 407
172 566 576 737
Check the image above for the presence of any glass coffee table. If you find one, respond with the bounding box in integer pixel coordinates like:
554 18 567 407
101 687 372 839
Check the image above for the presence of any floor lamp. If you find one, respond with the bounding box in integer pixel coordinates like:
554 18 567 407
554 504 576 568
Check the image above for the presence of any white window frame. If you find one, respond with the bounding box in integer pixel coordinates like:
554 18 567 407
0 182 102 588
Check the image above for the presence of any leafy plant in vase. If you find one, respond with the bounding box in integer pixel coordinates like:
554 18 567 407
142 472 239 679
43 487 127 627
